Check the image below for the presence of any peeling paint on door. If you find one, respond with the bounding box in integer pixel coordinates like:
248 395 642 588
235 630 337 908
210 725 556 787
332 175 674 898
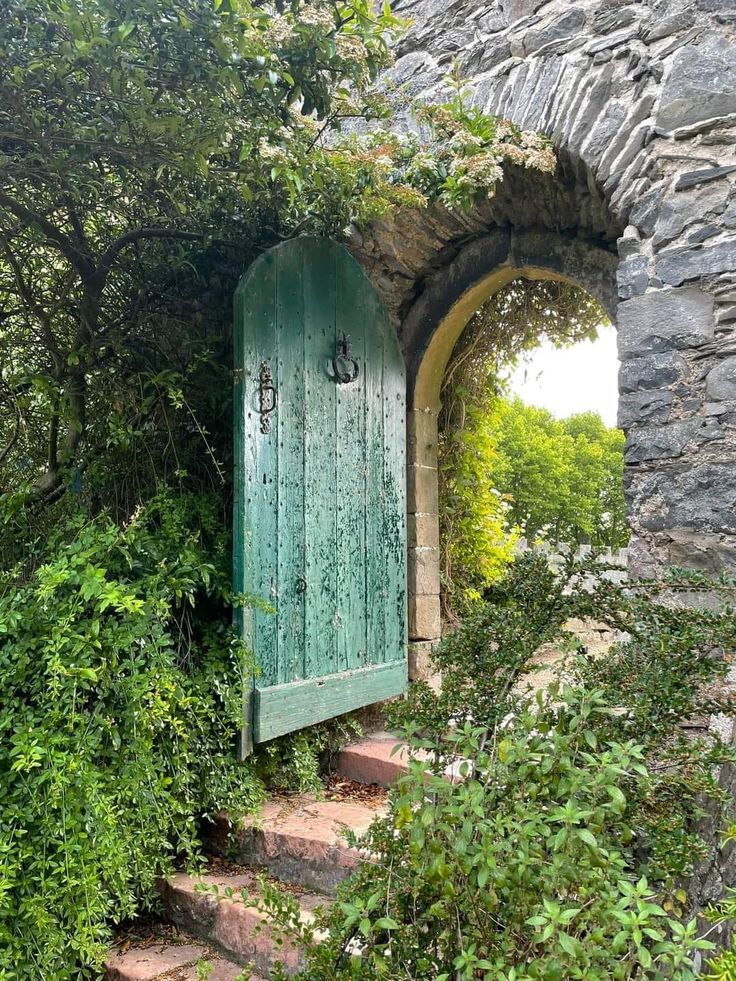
234 238 408 750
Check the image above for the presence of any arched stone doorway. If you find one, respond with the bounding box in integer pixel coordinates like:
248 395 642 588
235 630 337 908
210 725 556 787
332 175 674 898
348 2 736 675
400 230 618 672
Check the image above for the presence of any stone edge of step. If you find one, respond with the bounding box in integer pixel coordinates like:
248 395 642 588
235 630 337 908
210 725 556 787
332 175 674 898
104 939 261 981
205 794 385 894
159 871 326 978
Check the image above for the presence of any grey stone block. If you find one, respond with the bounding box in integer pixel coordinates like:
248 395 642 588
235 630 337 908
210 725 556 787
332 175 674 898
644 11 694 43
633 464 736 535
617 256 649 299
619 352 687 393
674 165 736 192
707 356 736 401
657 37 736 132
653 181 731 249
624 420 710 463
617 389 674 428
523 9 586 55
617 288 715 359
655 241 736 287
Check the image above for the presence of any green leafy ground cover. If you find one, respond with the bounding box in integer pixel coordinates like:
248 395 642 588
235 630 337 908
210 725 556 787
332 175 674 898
247 555 736 980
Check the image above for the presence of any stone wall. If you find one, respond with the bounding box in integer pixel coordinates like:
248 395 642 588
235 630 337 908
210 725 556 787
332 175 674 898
346 0 736 668
517 540 630 586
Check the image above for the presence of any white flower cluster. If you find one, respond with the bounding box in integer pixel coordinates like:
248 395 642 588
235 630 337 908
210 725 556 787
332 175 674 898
335 34 368 61
451 151 504 190
494 120 517 141
258 138 290 165
262 14 292 45
448 131 484 154
499 142 556 173
298 3 334 29
405 150 444 184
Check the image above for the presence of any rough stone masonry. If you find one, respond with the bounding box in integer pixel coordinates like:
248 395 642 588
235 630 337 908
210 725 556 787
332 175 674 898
346 0 736 627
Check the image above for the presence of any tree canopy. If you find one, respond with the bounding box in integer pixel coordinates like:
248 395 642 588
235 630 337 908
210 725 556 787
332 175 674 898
489 399 627 548
439 279 626 611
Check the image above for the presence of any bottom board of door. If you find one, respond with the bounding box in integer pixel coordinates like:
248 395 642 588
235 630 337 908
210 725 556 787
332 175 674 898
248 659 408 745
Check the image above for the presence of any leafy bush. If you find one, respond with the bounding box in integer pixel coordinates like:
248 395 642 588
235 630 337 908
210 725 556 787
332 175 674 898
0 491 262 978
259 693 712 980
392 552 572 741
249 554 736 979
256 715 363 795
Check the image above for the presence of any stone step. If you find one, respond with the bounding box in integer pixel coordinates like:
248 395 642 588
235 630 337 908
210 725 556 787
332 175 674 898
206 794 385 895
334 733 465 787
159 870 326 978
105 939 260 980
334 733 414 787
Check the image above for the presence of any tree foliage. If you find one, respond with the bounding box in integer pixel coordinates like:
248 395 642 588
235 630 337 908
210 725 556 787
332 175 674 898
0 492 263 978
489 399 627 548
439 279 624 611
0 0 401 514
440 393 627 611
0 2 556 527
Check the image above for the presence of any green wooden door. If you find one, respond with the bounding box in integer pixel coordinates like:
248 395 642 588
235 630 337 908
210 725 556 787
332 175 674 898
234 237 407 749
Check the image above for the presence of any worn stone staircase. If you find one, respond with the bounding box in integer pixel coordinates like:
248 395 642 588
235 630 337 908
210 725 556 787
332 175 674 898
104 735 406 981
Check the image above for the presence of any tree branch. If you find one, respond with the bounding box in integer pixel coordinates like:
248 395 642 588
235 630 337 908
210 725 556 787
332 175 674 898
0 191 94 280
0 405 21 468
96 226 235 277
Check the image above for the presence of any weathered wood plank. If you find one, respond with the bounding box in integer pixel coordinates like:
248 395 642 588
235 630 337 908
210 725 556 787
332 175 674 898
276 243 306 685
254 660 408 743
303 239 339 679
381 295 408 666
233 251 279 748
335 249 368 673
363 267 386 670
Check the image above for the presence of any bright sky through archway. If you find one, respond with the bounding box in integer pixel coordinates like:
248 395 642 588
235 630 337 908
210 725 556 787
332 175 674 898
506 326 619 428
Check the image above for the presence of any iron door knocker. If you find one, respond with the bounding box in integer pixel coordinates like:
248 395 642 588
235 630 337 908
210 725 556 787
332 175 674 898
333 333 359 384
259 361 277 434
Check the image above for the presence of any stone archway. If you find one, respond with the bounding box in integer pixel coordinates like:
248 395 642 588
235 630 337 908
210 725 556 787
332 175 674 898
400 230 618 672
347 1 736 674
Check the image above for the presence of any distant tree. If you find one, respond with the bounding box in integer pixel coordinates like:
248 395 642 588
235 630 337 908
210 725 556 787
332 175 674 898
488 399 627 549
439 400 517 615
439 278 618 611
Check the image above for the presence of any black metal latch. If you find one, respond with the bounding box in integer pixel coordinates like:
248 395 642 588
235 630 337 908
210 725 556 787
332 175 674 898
333 332 359 384
259 361 277 434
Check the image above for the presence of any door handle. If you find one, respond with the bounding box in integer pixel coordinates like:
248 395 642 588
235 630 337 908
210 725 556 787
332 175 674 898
296 575 307 594
333 332 359 384
259 361 277 434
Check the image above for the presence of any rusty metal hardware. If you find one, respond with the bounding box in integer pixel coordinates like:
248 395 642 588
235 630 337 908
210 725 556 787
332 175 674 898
333 332 359 384
259 361 277 434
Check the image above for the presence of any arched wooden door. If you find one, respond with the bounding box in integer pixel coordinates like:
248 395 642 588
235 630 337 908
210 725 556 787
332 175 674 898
234 238 407 751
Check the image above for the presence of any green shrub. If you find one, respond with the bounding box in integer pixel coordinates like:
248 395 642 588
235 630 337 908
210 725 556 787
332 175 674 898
256 692 713 980
0 491 262 978
249 554 736 979
390 552 576 745
256 716 363 796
